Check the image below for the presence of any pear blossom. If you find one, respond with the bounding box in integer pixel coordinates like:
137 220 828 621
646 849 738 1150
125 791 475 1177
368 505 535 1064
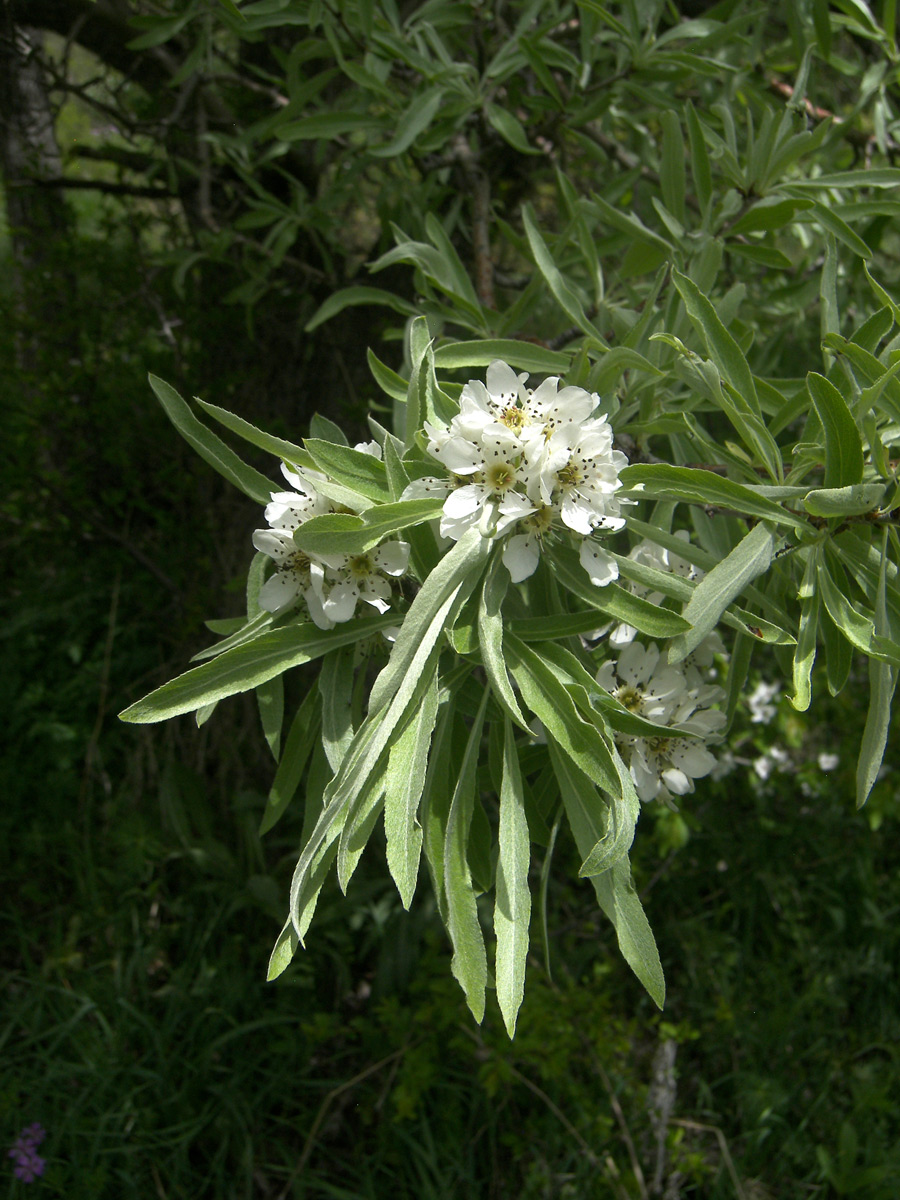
253 459 408 627
252 528 333 627
310 541 410 624
596 641 727 803
404 359 628 587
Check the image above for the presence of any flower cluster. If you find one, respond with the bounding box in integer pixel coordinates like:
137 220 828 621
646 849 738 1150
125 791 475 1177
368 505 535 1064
597 641 727 804
403 360 629 585
252 450 409 628
8 1124 45 1184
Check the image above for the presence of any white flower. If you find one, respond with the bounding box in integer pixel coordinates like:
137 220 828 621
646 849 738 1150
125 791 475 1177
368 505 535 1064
410 359 627 588
747 680 780 724
264 465 333 531
251 528 332 628
312 541 410 623
597 640 726 803
818 752 839 772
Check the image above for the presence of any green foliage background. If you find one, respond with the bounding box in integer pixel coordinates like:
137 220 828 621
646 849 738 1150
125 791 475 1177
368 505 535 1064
3 0 900 1195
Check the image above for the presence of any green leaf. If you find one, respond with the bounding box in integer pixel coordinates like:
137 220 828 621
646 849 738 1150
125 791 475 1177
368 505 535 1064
507 638 618 795
433 340 572 374
304 286 418 332
548 743 664 1007
728 196 814 235
384 669 439 909
802 483 886 517
371 87 445 157
257 674 284 761
620 464 806 531
304 439 391 502
857 534 898 806
319 645 356 774
259 688 320 835
522 205 597 336
120 616 396 723
671 270 759 415
368 348 410 404
659 111 686 225
478 558 530 731
191 610 273 662
669 522 775 664
277 112 383 140
685 100 712 213
289 578 474 942
806 372 865 488
806 202 872 260
550 547 692 638
486 102 540 154
790 552 819 713
787 168 900 188
368 528 490 715
494 718 531 1038
193 396 308 465
817 558 900 666
444 689 490 1023
149 376 274 505
266 916 300 981
293 498 444 557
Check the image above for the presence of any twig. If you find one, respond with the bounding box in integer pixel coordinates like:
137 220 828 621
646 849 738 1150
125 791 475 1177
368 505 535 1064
670 1119 748 1199
8 176 176 198
451 133 495 309
274 1047 408 1200
79 569 121 811
586 1045 650 1199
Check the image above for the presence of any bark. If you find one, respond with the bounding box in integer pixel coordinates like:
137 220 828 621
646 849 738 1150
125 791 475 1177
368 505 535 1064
0 10 76 375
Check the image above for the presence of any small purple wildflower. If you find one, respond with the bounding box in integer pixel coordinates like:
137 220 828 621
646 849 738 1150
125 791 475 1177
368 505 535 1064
8 1124 46 1183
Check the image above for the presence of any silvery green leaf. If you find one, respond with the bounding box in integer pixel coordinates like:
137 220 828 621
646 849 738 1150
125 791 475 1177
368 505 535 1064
494 718 531 1039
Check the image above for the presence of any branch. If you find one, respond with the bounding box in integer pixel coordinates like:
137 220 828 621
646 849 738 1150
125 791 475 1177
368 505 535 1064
8 0 173 93
8 175 176 197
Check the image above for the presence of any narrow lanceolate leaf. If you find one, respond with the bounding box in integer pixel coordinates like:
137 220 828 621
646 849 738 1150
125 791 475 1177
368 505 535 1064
260 688 320 835
289 600 452 940
257 674 284 761
194 397 306 463
802 483 886 518
120 615 397 723
319 645 356 774
549 727 638 879
806 372 865 488
550 547 692 638
548 743 664 1008
384 669 439 909
494 718 531 1039
522 204 597 336
303 439 391 502
857 534 898 807
791 552 819 713
289 548 487 940
671 269 760 414
433 340 571 374
508 638 619 795
369 527 490 715
620 464 806 531
149 375 274 504
266 916 300 981
478 558 529 731
817 559 900 666
293 499 444 557
304 286 418 332
669 523 775 664
444 690 490 1023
